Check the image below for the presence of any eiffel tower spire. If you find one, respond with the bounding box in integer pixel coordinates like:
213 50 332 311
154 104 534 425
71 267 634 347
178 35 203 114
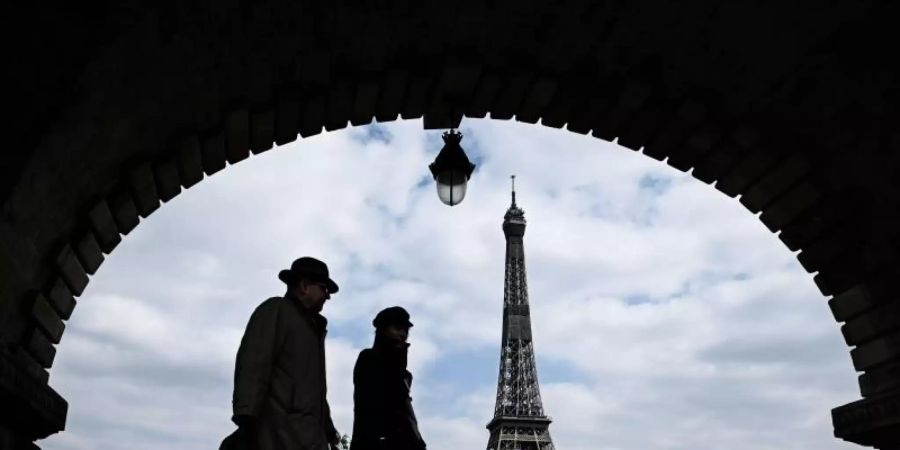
486 176 555 450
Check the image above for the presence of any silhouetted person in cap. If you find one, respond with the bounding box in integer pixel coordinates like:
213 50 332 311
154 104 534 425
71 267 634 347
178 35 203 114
351 306 427 450
221 257 341 450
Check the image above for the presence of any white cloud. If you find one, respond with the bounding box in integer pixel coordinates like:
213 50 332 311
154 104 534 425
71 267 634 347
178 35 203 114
42 119 859 450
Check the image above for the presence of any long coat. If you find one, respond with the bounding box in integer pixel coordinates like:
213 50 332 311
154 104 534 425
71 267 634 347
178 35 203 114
351 340 426 450
223 294 337 450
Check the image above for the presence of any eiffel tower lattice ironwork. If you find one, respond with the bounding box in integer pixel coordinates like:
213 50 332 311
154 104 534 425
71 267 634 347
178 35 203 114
486 176 555 450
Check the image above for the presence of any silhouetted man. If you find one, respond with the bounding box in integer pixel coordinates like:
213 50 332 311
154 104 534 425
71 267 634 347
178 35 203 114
221 257 341 450
351 306 427 450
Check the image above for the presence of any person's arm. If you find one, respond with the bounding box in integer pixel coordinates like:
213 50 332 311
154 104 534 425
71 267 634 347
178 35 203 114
353 351 381 410
323 398 340 448
232 299 282 423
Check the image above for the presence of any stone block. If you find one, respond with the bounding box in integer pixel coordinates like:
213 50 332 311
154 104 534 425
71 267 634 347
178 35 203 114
108 190 140 236
30 294 64 344
516 78 556 124
571 96 611 136
423 103 462 130
739 154 810 213
843 300 900 346
73 232 104 275
851 329 900 371
647 100 708 161
618 105 669 154
436 64 482 101
759 182 821 232
250 109 275 154
777 204 841 251
665 126 723 172
225 109 250 164
400 74 432 120
833 391 900 448
796 234 850 273
813 243 895 296
715 149 778 198
300 94 325 137
46 278 75 320
429 63 481 123
814 255 868 297
128 164 160 218
350 80 378 126
376 69 408 122
0 232 27 320
691 142 745 185
465 72 501 120
618 82 652 111
297 50 330 88
202 132 227 176
829 272 898 322
275 97 300 145
591 82 651 140
54 245 87 297
537 74 588 129
0 344 66 438
1 343 47 385
87 201 121 254
176 136 204 188
861 360 900 397
154 157 181 202
325 79 352 131
25 327 56 369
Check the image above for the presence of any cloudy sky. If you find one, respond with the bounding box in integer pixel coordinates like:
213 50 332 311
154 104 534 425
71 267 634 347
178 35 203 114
41 119 860 450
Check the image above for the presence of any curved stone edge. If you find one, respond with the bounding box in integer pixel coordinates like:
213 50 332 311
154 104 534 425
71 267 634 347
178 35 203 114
833 390 900 448
0 344 67 441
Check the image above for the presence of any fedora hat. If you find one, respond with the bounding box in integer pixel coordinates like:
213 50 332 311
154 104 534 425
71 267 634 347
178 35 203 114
373 306 413 329
278 257 339 293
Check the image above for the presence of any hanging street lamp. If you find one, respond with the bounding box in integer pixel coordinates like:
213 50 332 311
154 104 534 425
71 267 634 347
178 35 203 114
428 129 476 206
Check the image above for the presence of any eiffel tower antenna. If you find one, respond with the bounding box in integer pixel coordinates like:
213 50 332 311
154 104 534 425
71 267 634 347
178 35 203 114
486 181 555 450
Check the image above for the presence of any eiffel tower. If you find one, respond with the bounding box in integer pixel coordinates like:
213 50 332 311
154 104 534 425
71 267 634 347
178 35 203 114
486 176 555 450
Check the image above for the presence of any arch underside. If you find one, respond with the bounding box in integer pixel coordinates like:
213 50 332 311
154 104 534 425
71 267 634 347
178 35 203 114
2 1 899 447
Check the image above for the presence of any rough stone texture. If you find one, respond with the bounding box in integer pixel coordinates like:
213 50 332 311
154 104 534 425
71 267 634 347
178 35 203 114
107 191 140 236
250 110 275 155
128 164 160 218
831 271 899 322
53 246 87 298
861 361 900 398
0 345 66 440
29 295 63 345
833 391 900 448
225 110 250 164
843 301 900 347
24 328 54 370
739 154 810 213
176 136 204 189
2 0 899 446
45 280 75 322
852 330 900 372
201 132 227 176
73 233 103 276
87 201 121 255
153 158 181 203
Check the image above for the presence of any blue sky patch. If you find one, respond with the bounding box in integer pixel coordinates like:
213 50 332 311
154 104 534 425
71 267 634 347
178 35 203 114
638 174 672 196
352 124 393 145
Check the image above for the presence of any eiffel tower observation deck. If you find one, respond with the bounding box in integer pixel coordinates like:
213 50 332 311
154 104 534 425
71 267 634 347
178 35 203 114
486 176 556 450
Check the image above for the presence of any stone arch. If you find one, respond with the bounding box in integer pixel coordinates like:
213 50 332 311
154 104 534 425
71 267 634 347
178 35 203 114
2 1 899 448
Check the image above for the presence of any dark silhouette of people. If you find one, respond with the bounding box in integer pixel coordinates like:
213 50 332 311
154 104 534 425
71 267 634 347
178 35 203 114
351 307 427 450
221 257 342 450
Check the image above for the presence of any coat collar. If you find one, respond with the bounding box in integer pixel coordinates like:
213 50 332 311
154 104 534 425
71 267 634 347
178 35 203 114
284 290 329 334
